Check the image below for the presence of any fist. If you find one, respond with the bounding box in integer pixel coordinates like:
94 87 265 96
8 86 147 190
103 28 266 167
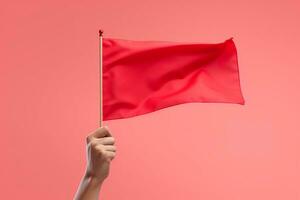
85 126 116 182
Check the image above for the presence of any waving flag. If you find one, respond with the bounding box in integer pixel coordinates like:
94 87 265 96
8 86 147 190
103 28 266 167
102 37 244 120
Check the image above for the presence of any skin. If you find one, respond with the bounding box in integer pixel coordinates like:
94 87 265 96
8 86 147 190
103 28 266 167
74 126 116 200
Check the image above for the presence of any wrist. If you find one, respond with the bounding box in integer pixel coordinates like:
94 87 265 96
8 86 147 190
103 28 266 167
83 172 105 186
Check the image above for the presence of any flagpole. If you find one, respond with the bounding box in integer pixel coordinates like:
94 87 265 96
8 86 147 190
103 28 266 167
99 29 103 127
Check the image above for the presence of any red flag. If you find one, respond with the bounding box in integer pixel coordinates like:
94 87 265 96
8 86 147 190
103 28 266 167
103 37 245 120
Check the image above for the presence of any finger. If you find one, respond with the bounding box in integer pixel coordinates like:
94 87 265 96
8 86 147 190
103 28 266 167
104 151 116 161
98 137 115 145
104 145 116 152
88 126 111 141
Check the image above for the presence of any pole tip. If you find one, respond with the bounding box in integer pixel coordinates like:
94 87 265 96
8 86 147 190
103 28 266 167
99 29 104 37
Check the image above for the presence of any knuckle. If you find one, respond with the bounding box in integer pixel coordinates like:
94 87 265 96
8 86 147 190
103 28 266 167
96 148 104 155
108 152 115 158
110 153 116 160
100 126 110 136
97 144 104 150
111 145 117 152
90 140 98 148
103 126 110 133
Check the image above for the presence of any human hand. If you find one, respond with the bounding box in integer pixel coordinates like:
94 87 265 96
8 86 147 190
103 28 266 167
84 126 116 183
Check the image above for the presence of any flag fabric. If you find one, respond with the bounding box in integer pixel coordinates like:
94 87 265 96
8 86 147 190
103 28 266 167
102 37 245 120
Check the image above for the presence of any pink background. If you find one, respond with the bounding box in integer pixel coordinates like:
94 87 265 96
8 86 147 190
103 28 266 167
1 0 299 199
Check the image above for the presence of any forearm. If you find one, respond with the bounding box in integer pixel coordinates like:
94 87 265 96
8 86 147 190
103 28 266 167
74 173 104 200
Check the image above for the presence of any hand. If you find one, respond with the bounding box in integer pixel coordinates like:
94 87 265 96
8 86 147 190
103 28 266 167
85 126 116 182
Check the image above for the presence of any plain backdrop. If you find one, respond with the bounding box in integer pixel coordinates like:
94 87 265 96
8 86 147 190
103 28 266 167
0 0 299 199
